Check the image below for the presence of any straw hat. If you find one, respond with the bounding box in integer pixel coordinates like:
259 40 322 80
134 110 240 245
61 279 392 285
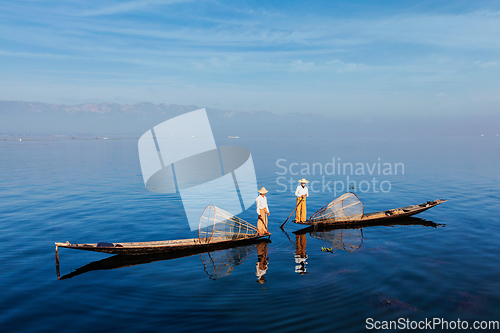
298 178 309 183
258 187 268 194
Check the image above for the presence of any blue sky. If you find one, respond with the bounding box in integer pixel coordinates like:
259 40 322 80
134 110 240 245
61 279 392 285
0 0 499 116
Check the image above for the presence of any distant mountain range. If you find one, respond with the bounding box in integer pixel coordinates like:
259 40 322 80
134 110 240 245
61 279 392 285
0 101 497 137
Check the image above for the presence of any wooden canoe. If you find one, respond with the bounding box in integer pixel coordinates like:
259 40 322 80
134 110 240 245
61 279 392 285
55 234 270 255
293 216 445 235
293 199 446 226
56 239 271 280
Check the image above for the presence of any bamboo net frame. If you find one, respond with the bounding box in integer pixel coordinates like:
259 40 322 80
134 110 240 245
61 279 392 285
309 192 364 222
199 205 258 243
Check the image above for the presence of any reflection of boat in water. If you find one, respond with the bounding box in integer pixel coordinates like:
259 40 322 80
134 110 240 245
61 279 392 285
55 205 269 256
293 226 363 253
311 229 364 253
294 192 446 226
293 217 444 253
57 239 271 280
201 244 262 280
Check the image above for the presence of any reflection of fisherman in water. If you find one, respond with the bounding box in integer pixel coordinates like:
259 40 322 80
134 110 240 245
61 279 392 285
295 234 308 274
256 242 269 284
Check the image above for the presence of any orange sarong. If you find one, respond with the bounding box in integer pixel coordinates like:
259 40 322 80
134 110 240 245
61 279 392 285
295 197 307 222
257 208 269 235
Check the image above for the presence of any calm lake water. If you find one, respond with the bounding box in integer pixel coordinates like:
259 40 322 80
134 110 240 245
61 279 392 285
0 135 499 332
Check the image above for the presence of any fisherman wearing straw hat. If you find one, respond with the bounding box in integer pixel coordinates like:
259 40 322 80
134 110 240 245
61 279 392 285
256 187 271 236
295 179 309 222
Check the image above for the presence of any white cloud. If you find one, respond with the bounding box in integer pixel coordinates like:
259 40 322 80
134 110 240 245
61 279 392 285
327 59 362 72
191 56 243 70
0 49 89 60
290 60 314 72
473 60 498 68
79 0 194 16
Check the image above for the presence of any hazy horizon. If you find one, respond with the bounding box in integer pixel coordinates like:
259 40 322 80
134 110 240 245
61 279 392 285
1 100 498 137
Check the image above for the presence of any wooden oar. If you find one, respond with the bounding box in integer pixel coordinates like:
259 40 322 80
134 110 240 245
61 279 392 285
280 197 304 229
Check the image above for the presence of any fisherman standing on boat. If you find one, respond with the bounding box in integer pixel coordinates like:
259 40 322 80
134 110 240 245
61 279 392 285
256 187 271 236
295 179 309 222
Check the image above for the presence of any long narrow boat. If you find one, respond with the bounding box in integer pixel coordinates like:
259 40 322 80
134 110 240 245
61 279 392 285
294 216 445 234
55 234 269 256
56 204 269 256
294 197 446 226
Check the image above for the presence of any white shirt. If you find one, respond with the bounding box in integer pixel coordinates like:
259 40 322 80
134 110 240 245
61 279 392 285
256 195 269 214
295 185 309 197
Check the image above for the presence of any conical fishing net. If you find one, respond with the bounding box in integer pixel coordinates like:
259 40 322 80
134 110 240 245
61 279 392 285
199 205 258 243
311 229 363 253
309 192 364 222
